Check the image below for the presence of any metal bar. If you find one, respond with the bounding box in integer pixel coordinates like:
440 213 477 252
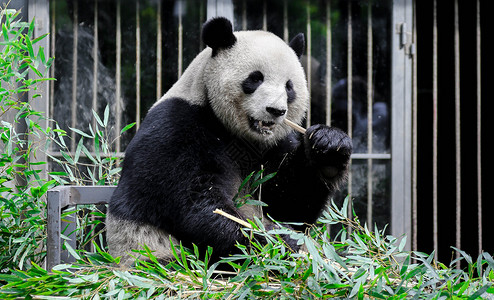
92 0 99 136
47 151 125 158
325 0 332 126
262 0 267 31
390 0 413 250
64 186 116 206
347 0 353 218
366 1 373 228
411 0 418 254
70 0 78 151
136 0 141 129
156 0 162 98
46 188 63 270
177 0 183 78
476 0 482 255
27 0 50 181
49 0 56 123
432 0 438 261
242 0 247 30
115 0 122 152
306 2 311 127
46 186 116 270
351 153 391 160
454 0 461 268
199 1 205 50
283 0 288 43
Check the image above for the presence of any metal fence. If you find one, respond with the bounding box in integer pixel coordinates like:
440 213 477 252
18 0 489 262
415 0 486 265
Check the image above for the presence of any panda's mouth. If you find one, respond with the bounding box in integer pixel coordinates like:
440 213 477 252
249 117 276 135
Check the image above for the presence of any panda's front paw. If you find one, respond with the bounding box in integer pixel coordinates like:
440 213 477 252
304 124 352 178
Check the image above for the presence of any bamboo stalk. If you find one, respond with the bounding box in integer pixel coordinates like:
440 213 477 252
284 119 306 134
213 209 252 229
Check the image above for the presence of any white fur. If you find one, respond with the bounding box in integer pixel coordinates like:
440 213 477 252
106 213 179 265
153 30 309 147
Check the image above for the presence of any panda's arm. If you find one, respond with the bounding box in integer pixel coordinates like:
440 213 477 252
262 125 352 229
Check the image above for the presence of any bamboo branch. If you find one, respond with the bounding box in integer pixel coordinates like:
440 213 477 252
284 119 306 134
213 209 252 229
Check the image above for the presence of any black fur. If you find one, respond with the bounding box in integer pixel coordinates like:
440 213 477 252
289 33 305 58
286 80 296 103
109 98 352 261
241 71 264 94
202 17 237 57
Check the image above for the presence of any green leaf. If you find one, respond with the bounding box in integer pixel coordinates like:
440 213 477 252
400 254 410 276
103 105 109 126
69 127 94 138
92 109 104 127
25 35 35 59
63 241 81 261
60 150 74 165
120 122 136 134
467 284 491 300
28 18 35 38
2 23 9 42
251 172 276 189
74 138 83 164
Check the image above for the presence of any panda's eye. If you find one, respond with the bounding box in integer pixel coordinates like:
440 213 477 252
242 71 264 94
286 80 296 103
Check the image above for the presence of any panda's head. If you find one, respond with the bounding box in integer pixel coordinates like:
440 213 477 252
202 17 308 147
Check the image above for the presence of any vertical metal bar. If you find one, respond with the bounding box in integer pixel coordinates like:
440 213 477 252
156 0 162 98
366 1 373 228
306 2 312 127
454 0 461 268
411 0 418 254
242 0 247 30
70 0 78 151
177 1 183 78
92 0 99 134
325 0 332 126
390 0 413 250
46 189 62 270
49 0 56 123
432 0 438 261
136 0 141 129
115 0 122 153
347 0 353 218
27 0 50 181
262 0 267 31
199 1 205 50
476 0 482 255
283 0 288 43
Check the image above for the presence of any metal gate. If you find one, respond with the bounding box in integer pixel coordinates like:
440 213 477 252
17 0 489 262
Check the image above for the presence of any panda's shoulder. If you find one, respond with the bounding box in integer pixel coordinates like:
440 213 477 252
145 97 199 126
138 98 205 135
130 97 226 150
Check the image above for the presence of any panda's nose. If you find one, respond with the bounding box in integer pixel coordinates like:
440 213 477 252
266 107 286 117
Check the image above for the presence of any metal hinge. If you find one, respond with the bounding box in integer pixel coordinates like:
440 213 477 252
397 22 415 58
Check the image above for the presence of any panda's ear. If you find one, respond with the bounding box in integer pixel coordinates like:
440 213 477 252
289 33 305 59
202 17 237 56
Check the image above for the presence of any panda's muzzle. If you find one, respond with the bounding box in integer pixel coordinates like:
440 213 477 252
249 117 276 135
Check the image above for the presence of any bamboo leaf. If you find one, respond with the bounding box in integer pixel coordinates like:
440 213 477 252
69 127 94 138
103 105 109 127
92 109 104 127
120 122 136 134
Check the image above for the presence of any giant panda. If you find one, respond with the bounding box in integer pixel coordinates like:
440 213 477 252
106 17 352 265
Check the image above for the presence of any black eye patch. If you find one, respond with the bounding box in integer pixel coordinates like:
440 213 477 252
286 80 296 103
242 71 264 94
